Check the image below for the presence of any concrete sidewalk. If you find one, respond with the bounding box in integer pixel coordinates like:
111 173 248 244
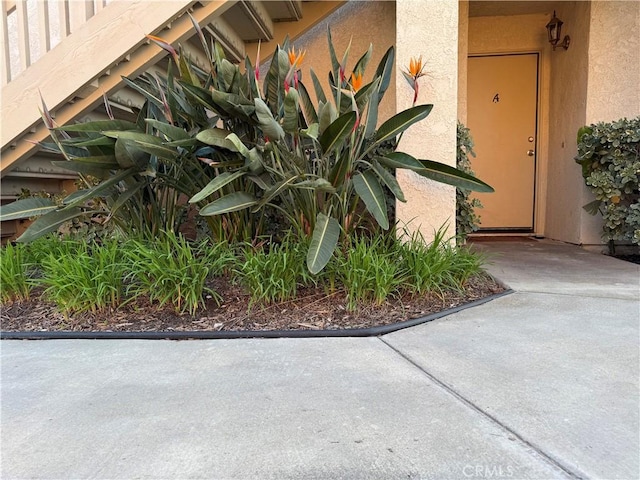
2 239 638 479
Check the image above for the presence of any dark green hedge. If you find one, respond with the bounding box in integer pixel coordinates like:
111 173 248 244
576 117 640 245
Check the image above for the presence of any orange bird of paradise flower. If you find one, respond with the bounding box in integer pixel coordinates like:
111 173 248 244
287 46 306 68
402 55 427 105
350 72 363 92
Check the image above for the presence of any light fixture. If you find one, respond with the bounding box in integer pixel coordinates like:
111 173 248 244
546 11 570 50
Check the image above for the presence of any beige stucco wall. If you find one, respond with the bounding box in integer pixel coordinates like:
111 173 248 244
458 1 469 123
395 0 458 242
467 13 551 236
545 1 593 245
586 1 640 123
291 1 397 125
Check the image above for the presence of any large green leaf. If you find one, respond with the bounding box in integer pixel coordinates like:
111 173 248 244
372 160 405 202
17 208 87 243
307 213 340 274
319 111 357 155
55 120 138 133
374 46 395 101
0 197 57 221
317 101 337 136
353 43 373 76
310 69 327 104
199 192 258 216
297 81 318 124
377 152 424 170
254 175 300 211
51 160 115 178
374 105 433 146
189 171 247 204
283 88 300 133
255 97 285 141
145 119 190 141
196 128 238 151
352 170 389 229
62 168 136 207
416 159 494 192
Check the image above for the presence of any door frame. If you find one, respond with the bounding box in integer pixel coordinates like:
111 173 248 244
465 47 549 237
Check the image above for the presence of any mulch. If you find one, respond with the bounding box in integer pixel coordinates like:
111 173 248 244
1 274 505 333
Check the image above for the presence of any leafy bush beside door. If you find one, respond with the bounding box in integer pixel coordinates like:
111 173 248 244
576 117 640 246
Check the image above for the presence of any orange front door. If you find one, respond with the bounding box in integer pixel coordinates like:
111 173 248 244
468 54 538 230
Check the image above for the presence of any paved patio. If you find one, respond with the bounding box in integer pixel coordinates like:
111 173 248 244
1 239 638 479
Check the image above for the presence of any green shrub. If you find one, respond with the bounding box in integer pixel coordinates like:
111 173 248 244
576 117 640 245
0 243 33 303
39 239 128 314
125 232 234 315
456 122 483 242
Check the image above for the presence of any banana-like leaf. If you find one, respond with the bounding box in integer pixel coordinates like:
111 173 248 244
0 197 57 221
55 120 138 133
318 101 337 136
121 77 164 108
196 128 238 151
225 133 251 159
17 207 87 243
365 81 380 139
310 68 327 104
199 192 258 216
297 81 318 125
300 123 319 140
253 175 300 211
255 98 285 141
417 159 494 192
294 178 336 192
106 183 145 218
145 119 190 141
283 88 300 133
374 105 433 145
62 168 136 207
51 160 115 178
327 27 341 87
132 141 179 160
307 213 340 274
180 82 218 112
189 171 247 204
352 170 389 229
61 136 115 147
353 43 373 76
377 152 424 170
114 138 149 169
319 111 357 155
374 46 395 101
380 152 494 192
372 160 405 202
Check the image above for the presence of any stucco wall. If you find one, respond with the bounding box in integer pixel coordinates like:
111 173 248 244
291 1 397 125
545 1 592 245
586 1 640 123
467 13 551 235
457 1 469 123
395 0 458 242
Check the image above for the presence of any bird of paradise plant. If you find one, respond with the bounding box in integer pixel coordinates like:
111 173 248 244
0 17 493 274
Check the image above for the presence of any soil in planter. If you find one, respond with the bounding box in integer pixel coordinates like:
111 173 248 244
1 274 505 333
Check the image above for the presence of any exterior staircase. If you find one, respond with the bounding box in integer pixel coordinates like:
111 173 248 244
0 0 344 238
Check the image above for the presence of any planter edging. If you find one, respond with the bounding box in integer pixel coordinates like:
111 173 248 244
1 289 513 340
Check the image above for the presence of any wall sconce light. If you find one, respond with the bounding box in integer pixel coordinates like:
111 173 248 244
546 11 570 50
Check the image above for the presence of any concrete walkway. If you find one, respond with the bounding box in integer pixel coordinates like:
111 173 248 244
1 239 638 479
